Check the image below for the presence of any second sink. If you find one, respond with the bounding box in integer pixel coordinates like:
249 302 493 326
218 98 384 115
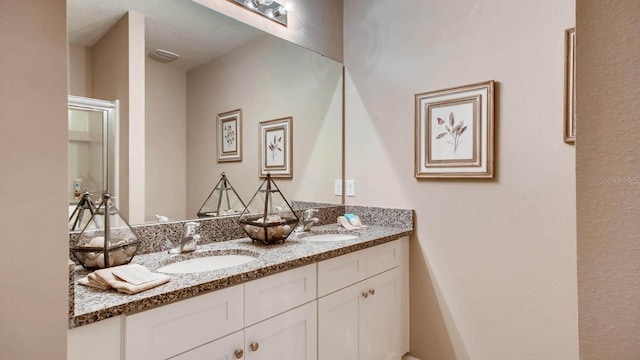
300 233 358 242
157 252 257 274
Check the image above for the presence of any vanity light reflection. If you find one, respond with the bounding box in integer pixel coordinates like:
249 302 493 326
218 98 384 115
231 0 288 25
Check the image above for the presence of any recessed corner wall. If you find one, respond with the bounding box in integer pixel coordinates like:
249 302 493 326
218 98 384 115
344 0 578 359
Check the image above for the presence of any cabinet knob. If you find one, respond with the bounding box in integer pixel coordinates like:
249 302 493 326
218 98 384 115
369 289 375 296
235 349 244 358
250 342 260 352
362 292 369 298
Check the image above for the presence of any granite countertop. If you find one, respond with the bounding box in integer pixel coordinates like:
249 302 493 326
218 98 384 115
70 223 412 328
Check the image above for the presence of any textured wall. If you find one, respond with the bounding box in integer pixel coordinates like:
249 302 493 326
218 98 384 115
0 0 69 358
576 1 640 359
193 0 343 62
343 0 578 359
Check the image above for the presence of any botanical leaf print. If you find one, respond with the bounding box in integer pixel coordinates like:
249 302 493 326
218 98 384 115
223 124 235 146
268 134 283 160
435 112 467 153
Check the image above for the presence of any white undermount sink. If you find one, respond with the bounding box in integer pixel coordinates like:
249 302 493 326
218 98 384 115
156 254 257 274
301 233 358 242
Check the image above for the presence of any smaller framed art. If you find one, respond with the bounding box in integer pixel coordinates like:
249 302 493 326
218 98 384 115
259 117 293 178
217 109 242 162
415 80 495 179
564 27 576 144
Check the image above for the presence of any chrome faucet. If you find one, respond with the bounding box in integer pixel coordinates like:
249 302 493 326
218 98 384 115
295 209 320 232
169 222 201 254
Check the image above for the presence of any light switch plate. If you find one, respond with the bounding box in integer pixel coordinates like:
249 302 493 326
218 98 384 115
334 179 342 196
346 179 355 197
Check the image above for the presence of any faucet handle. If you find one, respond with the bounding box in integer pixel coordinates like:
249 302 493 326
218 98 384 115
183 221 200 236
303 208 318 220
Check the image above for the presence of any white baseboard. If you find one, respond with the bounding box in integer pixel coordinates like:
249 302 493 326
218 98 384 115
402 355 421 360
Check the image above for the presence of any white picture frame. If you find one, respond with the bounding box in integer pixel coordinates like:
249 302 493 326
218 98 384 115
217 109 242 162
259 117 292 178
415 81 495 179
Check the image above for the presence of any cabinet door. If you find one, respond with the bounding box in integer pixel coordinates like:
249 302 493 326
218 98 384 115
170 330 244 360
360 268 401 360
317 281 363 360
244 301 317 360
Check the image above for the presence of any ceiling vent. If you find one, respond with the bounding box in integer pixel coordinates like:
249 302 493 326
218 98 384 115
148 49 180 63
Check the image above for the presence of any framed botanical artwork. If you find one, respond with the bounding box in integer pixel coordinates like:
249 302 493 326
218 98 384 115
564 27 576 144
415 80 495 179
217 109 242 162
259 117 292 178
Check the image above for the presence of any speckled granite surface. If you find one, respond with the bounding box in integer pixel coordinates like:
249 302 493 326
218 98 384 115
69 214 413 328
345 205 414 228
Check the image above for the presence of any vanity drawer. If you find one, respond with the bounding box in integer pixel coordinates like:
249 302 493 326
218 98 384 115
318 239 401 297
365 239 401 278
245 263 316 326
125 284 244 360
317 249 367 297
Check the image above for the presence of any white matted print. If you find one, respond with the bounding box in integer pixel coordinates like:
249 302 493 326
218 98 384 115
415 81 495 178
217 109 242 162
259 117 292 178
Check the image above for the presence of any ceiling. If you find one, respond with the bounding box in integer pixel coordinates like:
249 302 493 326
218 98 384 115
67 0 266 70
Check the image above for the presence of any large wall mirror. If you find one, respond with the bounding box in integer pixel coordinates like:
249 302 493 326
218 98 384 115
67 0 343 226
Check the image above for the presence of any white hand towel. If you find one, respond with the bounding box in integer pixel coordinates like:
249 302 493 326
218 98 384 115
78 264 171 295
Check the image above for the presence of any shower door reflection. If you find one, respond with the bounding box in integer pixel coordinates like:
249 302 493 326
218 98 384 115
68 96 118 209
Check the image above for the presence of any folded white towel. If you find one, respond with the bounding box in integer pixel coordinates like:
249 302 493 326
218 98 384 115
78 264 171 295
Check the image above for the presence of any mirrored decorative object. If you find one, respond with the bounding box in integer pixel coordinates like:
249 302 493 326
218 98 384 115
71 192 141 270
69 190 98 231
238 174 299 244
197 172 247 218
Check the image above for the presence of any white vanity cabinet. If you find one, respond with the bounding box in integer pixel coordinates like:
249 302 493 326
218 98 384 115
124 264 317 360
68 236 409 360
317 238 408 360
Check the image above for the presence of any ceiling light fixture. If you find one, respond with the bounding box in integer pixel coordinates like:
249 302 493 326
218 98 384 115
229 0 288 26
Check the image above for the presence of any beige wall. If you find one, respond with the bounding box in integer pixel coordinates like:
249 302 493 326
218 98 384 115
92 12 146 223
576 1 640 359
186 35 342 217
68 43 92 97
193 0 343 62
145 58 187 222
0 0 69 359
344 0 578 359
